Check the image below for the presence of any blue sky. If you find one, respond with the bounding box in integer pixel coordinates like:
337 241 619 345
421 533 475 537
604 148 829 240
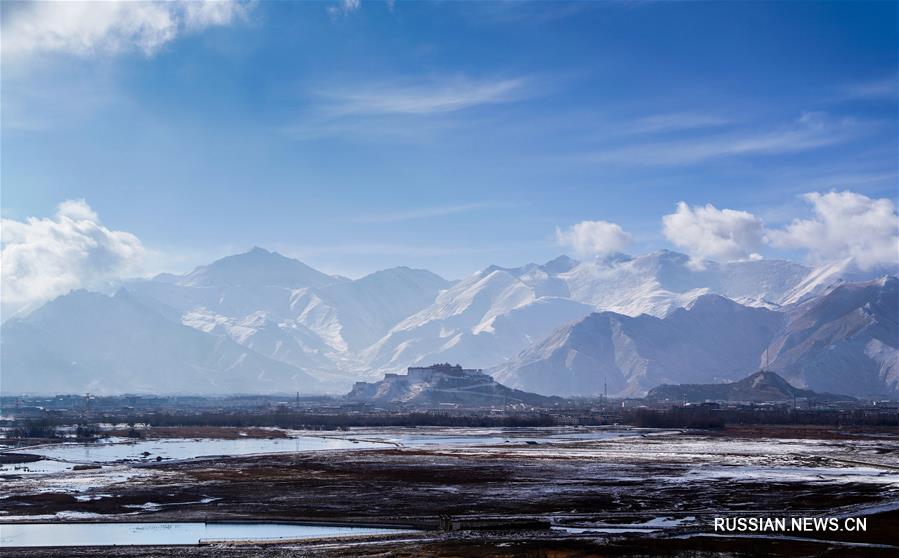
2 0 897 282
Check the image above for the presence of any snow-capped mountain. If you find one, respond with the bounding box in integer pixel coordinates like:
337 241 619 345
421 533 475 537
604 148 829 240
493 277 899 398
0 289 321 394
361 250 811 375
2 246 892 395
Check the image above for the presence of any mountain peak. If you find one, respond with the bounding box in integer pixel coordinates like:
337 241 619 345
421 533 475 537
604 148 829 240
684 293 740 311
178 248 344 289
592 252 633 266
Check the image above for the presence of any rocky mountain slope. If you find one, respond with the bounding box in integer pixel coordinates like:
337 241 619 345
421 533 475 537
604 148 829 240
768 276 898 397
492 295 786 397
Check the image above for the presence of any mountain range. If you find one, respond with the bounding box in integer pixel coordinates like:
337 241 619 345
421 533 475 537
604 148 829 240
494 277 898 398
1 247 895 397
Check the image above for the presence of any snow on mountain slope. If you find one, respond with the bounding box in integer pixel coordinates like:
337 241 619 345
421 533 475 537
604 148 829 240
492 294 785 397
768 276 899 397
124 248 451 376
780 258 899 305
0 290 322 395
316 266 452 352
363 252 814 375
181 308 335 370
360 262 596 376
562 251 810 315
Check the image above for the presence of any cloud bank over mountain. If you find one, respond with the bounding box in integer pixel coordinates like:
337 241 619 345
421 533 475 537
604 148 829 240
769 191 899 270
555 220 633 257
653 190 898 268
1 199 144 319
662 202 765 262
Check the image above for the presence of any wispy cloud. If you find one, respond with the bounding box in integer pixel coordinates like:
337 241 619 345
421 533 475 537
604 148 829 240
316 75 534 116
327 0 361 19
629 112 731 134
352 202 504 223
840 76 898 101
587 112 867 166
283 74 541 140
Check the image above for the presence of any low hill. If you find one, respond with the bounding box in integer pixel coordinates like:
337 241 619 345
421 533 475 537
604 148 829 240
646 370 854 403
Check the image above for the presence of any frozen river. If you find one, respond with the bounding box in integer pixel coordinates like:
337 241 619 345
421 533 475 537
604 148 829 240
0 521 416 547
13 426 653 464
22 435 388 463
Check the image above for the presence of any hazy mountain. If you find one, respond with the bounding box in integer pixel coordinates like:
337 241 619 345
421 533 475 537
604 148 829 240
768 276 898 398
346 363 561 407
492 294 785 397
0 290 321 395
125 248 452 376
646 370 854 403
318 266 452 352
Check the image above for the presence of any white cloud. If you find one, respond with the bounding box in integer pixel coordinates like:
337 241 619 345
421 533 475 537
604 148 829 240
768 191 899 270
555 220 633 257
1 0 251 59
318 76 532 116
1 199 145 317
590 112 863 166
662 202 765 262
